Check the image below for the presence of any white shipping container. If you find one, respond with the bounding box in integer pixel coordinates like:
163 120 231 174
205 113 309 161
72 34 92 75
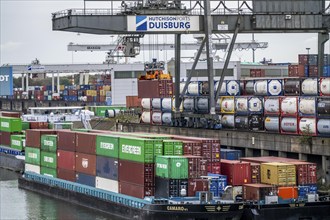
301 78 318 95
299 118 316 134
254 80 268 96
281 97 298 115
25 164 40 174
235 97 248 113
299 98 316 115
141 98 151 109
226 80 240 96
95 176 119 193
151 98 162 109
320 78 330 96
264 97 280 114
141 111 151 123
187 82 202 95
268 80 283 96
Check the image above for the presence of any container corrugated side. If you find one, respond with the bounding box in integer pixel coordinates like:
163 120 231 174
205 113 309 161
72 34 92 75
41 135 57 152
119 181 154 199
57 130 76 151
40 151 57 169
10 134 25 151
75 152 96 176
26 129 57 148
261 162 296 186
57 150 75 171
57 168 76 182
220 159 251 186
76 132 97 154
163 140 183 156
76 172 96 187
40 166 57 178
25 147 40 165
95 176 118 193
243 184 275 201
96 135 119 158
119 159 154 186
119 137 154 163
0 116 22 132
25 164 40 174
155 156 188 179
96 156 118 181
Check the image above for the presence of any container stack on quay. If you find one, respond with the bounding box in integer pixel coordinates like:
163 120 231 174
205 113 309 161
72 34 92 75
2 84 112 105
138 76 330 136
289 54 330 77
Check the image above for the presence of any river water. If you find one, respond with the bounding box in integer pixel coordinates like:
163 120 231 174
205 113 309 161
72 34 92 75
0 168 118 220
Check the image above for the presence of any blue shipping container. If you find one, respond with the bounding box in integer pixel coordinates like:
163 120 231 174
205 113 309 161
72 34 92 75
298 185 317 198
220 149 241 160
96 156 118 181
76 173 96 187
207 173 227 197
323 66 330 77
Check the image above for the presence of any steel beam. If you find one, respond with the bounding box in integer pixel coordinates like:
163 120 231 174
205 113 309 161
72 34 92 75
174 34 181 113
317 32 330 77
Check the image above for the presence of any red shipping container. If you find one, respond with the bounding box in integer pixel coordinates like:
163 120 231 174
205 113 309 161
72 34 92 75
297 65 306 77
240 156 301 164
298 54 308 65
0 111 21 118
75 152 96 176
119 181 154 199
251 163 261 184
278 186 298 200
221 159 251 186
243 184 275 201
119 160 154 186
75 132 97 154
288 65 299 77
26 129 57 148
57 130 76 151
57 168 76 182
57 150 76 170
138 79 173 98
0 131 14 146
183 141 202 156
286 161 317 185
308 66 318 76
208 162 221 174
29 122 49 129
188 179 209 197
126 96 142 108
185 156 208 178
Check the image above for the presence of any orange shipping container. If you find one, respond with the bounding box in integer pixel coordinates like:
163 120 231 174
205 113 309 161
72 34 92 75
126 96 142 108
278 186 298 200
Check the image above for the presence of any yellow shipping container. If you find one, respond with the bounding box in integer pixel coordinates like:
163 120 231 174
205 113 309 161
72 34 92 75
86 90 97 96
261 162 296 186
59 85 65 91
103 85 111 91
100 90 107 96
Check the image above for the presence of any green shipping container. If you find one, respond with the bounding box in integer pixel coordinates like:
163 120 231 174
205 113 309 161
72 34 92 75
153 140 164 157
96 135 119 158
22 121 30 130
163 140 183 156
119 137 154 163
25 147 40 165
156 156 188 179
10 134 26 151
41 135 57 152
0 116 22 132
40 151 57 169
40 167 57 178
48 123 72 129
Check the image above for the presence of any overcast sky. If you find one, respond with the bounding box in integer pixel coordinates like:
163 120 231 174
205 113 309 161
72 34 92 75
1 1 329 65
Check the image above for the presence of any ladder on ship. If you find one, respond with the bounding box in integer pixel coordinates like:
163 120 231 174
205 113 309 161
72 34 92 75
81 115 92 130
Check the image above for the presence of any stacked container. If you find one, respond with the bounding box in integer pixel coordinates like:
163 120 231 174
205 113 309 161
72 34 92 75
40 135 58 177
0 116 22 146
220 149 241 160
220 159 251 186
260 162 296 186
280 97 299 134
207 173 228 197
10 134 26 151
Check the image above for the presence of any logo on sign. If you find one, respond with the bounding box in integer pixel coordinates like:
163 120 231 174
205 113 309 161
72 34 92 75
176 162 182 167
136 16 147 31
82 158 89 168
28 153 37 159
44 156 54 163
0 75 9 82
122 144 141 155
44 140 54 147
157 163 167 169
1 122 9 128
12 140 21 146
100 142 114 150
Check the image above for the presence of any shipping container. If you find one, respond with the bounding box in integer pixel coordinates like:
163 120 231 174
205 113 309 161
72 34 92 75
278 186 298 200
126 96 141 108
40 167 57 178
285 161 317 185
75 152 96 176
220 96 235 114
185 156 208 178
299 97 317 116
264 116 280 133
40 151 57 169
208 173 227 197
41 135 57 152
95 176 119 193
1 111 21 118
249 115 264 131
188 179 209 197
264 97 280 115
0 116 22 132
251 163 261 184
284 78 301 96
317 98 330 118
243 184 275 201
221 160 251 186
155 176 188 198
96 156 118 181
163 140 183 156
10 134 25 151
281 97 298 116
30 122 49 129
138 79 173 98
57 168 76 182
26 129 57 148
119 137 154 163
57 130 76 151
119 159 154 186
221 149 241 160
76 172 96 187
25 147 40 165
280 117 299 134
156 156 188 179
183 141 202 156
248 97 264 114
317 119 330 136
208 162 221 174
76 132 97 154
57 150 76 170
119 181 154 199
299 117 317 136
298 184 317 198
96 135 119 158
260 162 296 186
235 97 249 115
25 163 40 174
320 77 330 96
22 121 30 130
234 116 249 130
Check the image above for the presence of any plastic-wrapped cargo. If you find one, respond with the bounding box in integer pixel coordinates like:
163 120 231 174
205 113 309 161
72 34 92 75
281 97 298 116
301 78 318 96
235 97 248 115
299 97 316 116
220 96 235 114
299 117 317 136
260 162 296 186
280 117 298 134
264 97 280 115
317 119 330 136
220 159 251 186
264 116 280 132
